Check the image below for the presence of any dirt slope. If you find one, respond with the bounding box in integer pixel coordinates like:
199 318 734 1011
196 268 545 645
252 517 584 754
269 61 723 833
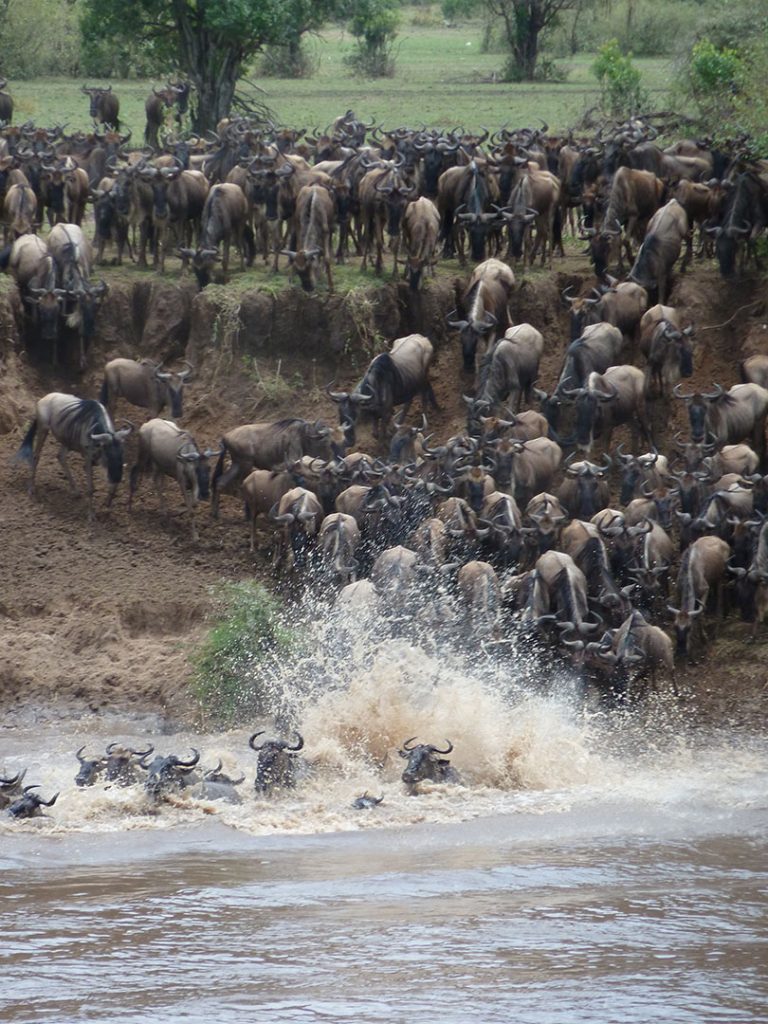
1 257 767 724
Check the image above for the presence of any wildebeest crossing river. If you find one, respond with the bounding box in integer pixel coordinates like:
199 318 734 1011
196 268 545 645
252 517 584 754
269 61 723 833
1 599 766 1022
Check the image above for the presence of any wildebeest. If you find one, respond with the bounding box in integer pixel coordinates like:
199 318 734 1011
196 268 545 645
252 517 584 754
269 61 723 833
128 418 216 542
587 167 665 274
178 182 252 288
3 182 37 240
143 749 201 801
399 196 440 289
628 198 689 302
100 358 193 419
673 382 768 458
352 791 384 809
74 746 108 787
552 322 625 397
456 560 501 637
7 786 59 819
82 84 120 128
15 392 133 520
562 364 652 454
211 418 336 516
48 222 107 368
469 323 544 419
328 333 436 444
595 608 676 698
399 737 459 790
557 457 612 520
282 182 336 292
730 520 768 639
144 85 181 149
639 304 693 395
707 171 768 278
103 743 155 786
317 512 361 583
500 165 561 268
448 258 515 373
269 486 324 568
668 535 729 658
505 436 563 505
249 731 305 795
4 233 63 360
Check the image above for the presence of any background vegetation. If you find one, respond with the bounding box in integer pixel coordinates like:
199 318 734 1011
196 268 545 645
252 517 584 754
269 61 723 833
0 1 765 138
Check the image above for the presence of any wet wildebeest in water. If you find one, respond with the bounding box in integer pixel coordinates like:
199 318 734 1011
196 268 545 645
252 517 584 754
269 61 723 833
8 786 59 819
249 731 306 795
399 737 460 791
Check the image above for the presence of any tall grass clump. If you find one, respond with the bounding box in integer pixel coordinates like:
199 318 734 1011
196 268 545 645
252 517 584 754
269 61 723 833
191 581 295 723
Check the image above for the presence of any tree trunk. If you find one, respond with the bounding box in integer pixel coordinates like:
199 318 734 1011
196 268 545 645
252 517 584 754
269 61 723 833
172 0 243 133
514 22 541 79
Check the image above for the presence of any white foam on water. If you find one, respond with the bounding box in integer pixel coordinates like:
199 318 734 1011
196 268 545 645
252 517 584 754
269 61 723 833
1 587 765 839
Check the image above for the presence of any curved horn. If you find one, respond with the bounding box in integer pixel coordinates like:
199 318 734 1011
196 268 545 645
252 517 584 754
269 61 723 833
249 731 267 751
430 740 453 754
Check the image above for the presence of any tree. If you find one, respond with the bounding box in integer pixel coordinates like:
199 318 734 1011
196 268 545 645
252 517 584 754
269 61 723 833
343 0 401 77
263 0 341 78
80 0 291 131
483 0 582 80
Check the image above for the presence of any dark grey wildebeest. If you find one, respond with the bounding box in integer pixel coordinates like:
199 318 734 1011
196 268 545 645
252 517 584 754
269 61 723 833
15 393 133 520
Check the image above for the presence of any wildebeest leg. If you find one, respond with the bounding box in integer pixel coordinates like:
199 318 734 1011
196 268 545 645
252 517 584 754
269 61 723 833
177 478 198 541
28 426 49 496
56 443 79 493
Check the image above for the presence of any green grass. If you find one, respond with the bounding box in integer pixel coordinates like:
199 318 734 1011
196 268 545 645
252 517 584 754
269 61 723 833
13 22 675 134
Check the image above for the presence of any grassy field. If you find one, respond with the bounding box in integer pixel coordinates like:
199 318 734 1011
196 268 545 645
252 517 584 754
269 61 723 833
11 21 676 134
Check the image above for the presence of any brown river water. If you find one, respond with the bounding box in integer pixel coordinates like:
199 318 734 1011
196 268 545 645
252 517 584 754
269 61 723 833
2 611 767 1023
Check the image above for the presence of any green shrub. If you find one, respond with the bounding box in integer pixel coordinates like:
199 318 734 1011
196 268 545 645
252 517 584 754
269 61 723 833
191 581 295 724
592 39 648 117
686 37 742 98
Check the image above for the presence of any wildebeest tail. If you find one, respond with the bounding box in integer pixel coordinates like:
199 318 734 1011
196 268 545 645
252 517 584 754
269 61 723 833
0 244 11 272
14 417 37 465
99 377 110 406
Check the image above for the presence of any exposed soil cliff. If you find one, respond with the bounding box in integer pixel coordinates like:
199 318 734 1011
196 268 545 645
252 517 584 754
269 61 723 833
0 259 766 725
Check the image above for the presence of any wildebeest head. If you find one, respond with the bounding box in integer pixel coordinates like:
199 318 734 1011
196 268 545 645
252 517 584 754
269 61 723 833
326 383 374 445
144 749 201 801
8 785 59 819
249 731 304 795
447 309 497 374
177 247 220 289
673 383 723 444
667 600 704 657
89 417 133 486
26 288 65 344
74 746 108 787
104 742 155 786
399 736 455 788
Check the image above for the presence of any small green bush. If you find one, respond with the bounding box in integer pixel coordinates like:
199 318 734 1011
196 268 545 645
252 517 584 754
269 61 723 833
592 39 648 117
687 37 743 97
191 581 295 723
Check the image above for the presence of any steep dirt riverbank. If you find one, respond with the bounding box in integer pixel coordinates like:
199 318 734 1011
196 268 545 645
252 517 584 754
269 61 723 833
1 258 767 726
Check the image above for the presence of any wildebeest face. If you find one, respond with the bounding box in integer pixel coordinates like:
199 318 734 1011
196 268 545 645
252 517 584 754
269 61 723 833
144 749 200 800
399 737 454 787
249 731 304 795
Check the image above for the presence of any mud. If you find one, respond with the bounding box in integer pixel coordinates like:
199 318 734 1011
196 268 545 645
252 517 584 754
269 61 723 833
1 256 767 722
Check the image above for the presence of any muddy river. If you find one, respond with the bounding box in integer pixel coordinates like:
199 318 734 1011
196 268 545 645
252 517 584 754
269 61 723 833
2 624 767 1022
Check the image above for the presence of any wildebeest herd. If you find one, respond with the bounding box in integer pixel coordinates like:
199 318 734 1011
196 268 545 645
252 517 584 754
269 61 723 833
4 95 768 822
1 731 459 819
